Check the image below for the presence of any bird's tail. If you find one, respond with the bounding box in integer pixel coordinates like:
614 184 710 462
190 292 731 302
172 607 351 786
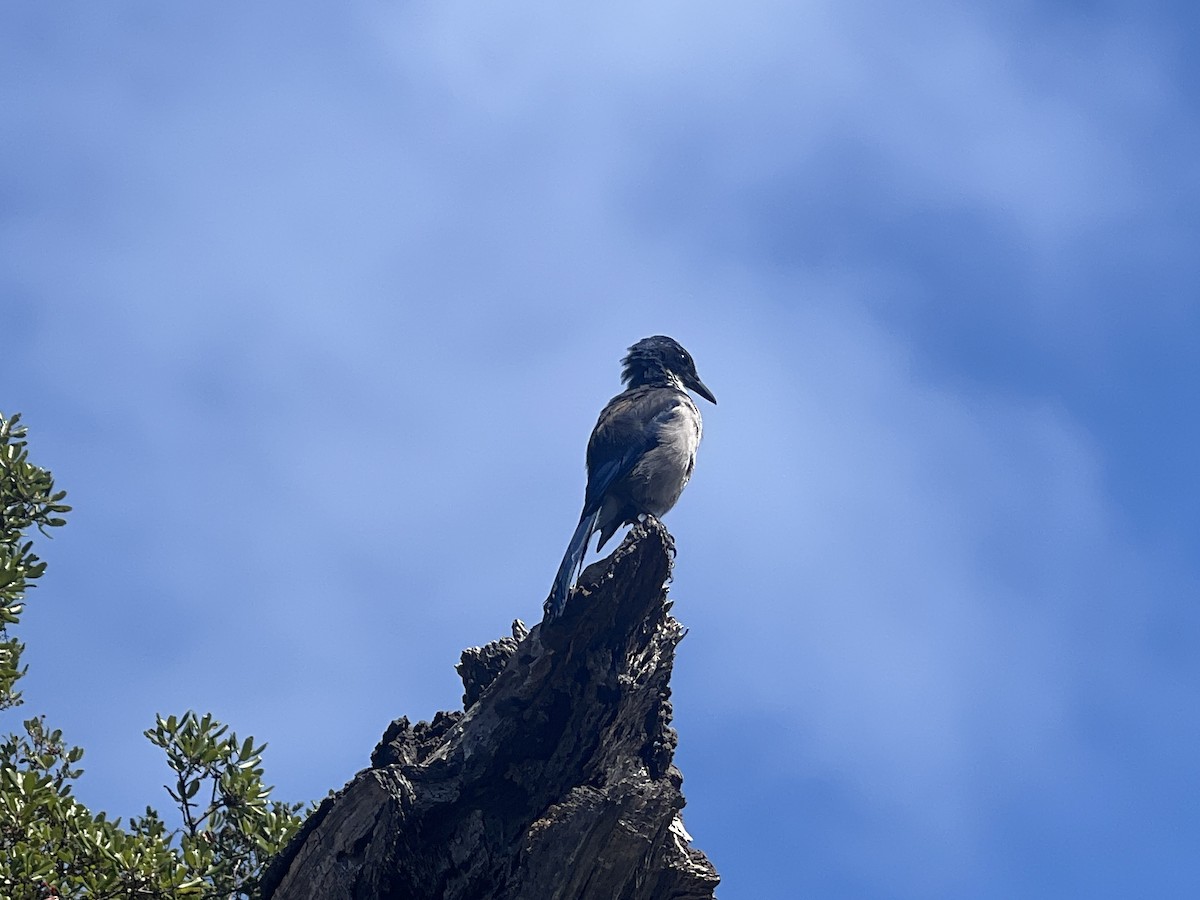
545 508 600 619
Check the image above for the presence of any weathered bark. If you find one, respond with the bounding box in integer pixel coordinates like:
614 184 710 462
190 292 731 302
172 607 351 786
261 520 719 900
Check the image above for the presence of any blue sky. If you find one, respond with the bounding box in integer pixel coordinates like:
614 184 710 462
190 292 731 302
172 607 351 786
4 2 1199 897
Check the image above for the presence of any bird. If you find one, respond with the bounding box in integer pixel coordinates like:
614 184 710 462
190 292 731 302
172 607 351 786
545 335 716 620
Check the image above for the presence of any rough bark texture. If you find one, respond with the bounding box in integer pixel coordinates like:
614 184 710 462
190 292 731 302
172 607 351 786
261 520 719 900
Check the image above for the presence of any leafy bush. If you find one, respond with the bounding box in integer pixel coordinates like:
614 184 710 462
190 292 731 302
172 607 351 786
0 412 304 899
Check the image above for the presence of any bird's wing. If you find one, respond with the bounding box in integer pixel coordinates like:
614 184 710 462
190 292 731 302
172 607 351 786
582 386 683 513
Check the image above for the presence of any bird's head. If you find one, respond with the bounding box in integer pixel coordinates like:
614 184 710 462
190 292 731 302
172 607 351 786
621 335 716 404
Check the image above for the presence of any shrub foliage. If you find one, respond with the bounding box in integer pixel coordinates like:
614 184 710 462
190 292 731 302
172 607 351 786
0 412 304 899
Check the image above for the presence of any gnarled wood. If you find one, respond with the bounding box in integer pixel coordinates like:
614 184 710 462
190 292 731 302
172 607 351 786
261 520 718 900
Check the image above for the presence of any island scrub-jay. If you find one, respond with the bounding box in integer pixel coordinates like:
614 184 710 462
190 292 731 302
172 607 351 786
545 335 716 619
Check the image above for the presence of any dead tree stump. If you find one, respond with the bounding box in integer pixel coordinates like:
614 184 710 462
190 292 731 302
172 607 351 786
261 520 719 900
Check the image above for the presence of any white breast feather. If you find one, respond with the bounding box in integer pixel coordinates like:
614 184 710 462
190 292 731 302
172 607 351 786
659 397 701 472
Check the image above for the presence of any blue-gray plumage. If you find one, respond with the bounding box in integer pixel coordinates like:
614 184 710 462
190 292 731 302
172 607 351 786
545 335 716 620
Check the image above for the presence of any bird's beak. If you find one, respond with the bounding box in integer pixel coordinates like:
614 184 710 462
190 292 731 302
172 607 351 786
688 376 717 405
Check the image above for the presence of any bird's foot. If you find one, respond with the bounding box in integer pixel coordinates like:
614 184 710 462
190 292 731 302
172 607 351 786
637 515 675 557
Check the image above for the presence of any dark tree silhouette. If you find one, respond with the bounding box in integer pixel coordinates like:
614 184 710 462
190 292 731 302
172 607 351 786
262 520 719 900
